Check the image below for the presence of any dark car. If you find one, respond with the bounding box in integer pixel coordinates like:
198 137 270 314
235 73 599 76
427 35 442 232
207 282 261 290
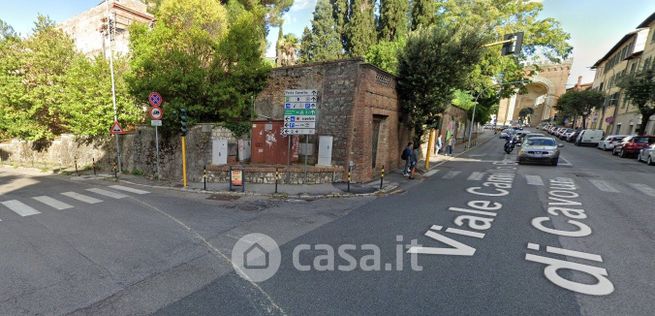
612 135 655 158
566 130 582 142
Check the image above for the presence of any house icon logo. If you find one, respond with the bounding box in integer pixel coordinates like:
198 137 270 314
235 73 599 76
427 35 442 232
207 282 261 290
243 243 269 269
231 233 281 282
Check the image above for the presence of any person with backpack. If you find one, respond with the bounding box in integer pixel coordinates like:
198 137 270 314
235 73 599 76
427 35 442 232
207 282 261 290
401 142 413 176
408 144 419 180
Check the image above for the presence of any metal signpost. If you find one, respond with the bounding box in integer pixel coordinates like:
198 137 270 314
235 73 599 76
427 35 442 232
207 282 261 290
283 90 318 172
149 92 164 180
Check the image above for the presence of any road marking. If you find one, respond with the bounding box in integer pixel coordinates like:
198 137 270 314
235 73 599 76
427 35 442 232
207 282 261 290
1 200 41 216
423 169 439 177
588 180 619 193
32 196 73 210
558 156 573 166
628 183 655 198
61 192 103 204
467 172 485 181
86 188 128 199
525 175 544 186
442 171 461 179
109 185 150 195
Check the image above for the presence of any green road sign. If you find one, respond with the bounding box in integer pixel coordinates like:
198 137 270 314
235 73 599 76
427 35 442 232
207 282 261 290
283 109 316 116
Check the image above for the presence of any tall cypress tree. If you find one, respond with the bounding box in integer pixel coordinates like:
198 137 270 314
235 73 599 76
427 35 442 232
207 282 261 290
411 0 435 31
379 0 409 41
299 0 342 62
331 0 349 54
299 27 314 63
346 0 376 57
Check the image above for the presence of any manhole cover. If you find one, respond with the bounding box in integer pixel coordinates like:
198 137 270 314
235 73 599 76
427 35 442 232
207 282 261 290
207 194 241 201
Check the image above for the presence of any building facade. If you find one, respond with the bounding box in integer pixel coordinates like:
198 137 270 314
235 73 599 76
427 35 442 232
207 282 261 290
59 0 153 57
254 59 411 183
591 12 655 135
496 61 571 126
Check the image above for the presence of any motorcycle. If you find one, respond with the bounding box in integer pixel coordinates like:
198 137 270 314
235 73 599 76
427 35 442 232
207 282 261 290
504 136 516 154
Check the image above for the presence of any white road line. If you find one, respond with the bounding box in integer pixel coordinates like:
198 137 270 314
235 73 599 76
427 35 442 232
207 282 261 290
32 196 73 210
558 156 573 166
628 183 655 198
1 200 41 216
525 175 544 186
588 179 619 193
467 172 485 181
61 192 103 204
423 169 440 177
86 188 128 199
442 171 461 179
108 185 150 195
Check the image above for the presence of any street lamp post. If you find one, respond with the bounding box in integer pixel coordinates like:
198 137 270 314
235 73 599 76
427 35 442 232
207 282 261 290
106 0 122 173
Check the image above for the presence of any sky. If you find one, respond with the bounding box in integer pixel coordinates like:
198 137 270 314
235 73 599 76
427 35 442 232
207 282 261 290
2 0 655 86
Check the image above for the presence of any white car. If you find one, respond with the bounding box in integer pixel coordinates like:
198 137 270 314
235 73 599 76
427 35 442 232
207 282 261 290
597 135 629 151
575 129 604 146
637 144 655 165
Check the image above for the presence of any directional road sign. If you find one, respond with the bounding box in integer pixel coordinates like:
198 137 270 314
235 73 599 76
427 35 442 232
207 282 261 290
151 120 162 126
283 128 315 135
284 122 316 129
284 102 317 109
284 89 318 96
284 89 319 135
285 96 319 103
284 115 316 122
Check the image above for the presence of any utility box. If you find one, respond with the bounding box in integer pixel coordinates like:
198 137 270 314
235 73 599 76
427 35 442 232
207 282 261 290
251 120 292 164
317 135 333 166
212 138 228 165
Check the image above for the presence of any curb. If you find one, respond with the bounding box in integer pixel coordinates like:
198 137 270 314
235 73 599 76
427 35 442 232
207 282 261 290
98 176 400 200
423 134 497 171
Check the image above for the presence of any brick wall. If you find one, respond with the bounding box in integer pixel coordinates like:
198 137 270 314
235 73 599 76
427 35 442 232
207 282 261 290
254 59 409 183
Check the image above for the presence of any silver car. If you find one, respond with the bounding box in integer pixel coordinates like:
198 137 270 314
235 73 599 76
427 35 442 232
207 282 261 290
597 135 628 151
517 137 563 166
637 144 655 166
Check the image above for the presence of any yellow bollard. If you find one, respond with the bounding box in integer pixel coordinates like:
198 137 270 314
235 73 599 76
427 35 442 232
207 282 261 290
181 135 188 188
425 129 436 170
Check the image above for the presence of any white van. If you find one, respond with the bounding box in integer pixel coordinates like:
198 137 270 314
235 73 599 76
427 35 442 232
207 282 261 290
575 129 604 146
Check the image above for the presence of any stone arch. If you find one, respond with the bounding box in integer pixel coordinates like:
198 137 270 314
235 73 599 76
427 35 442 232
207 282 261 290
512 75 558 124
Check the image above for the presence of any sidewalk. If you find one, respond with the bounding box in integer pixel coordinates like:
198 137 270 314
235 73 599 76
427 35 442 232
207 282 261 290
417 129 496 172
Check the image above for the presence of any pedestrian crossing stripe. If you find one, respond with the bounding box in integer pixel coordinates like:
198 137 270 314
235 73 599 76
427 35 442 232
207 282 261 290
32 196 73 210
525 175 544 186
1 200 41 216
61 192 103 204
423 169 439 177
467 172 485 181
86 188 128 199
108 185 150 195
588 180 619 193
442 171 461 179
628 183 655 198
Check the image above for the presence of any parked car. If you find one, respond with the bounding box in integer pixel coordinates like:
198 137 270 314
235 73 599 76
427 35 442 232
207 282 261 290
566 130 582 142
612 135 655 158
560 129 576 140
500 128 516 139
575 129 604 146
557 128 572 139
517 137 563 166
637 144 655 165
597 135 629 151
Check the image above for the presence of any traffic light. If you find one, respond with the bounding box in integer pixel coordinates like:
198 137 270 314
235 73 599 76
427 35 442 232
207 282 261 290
179 108 188 135
501 32 524 56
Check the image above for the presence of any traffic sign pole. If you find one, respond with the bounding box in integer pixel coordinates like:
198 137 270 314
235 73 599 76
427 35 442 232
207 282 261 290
155 125 161 180
181 135 188 188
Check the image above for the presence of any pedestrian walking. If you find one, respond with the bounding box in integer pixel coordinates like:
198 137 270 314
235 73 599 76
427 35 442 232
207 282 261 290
401 142 413 176
409 145 419 180
446 134 455 155
435 133 443 155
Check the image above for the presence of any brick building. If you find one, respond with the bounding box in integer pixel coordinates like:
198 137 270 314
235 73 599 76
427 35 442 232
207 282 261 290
254 58 411 182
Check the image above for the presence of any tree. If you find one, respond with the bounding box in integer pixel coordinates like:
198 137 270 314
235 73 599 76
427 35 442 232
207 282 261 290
620 69 655 135
0 18 17 40
127 0 270 135
346 0 376 57
277 33 299 66
331 0 349 54
410 0 435 31
299 27 314 63
556 90 605 129
299 0 342 62
397 25 490 142
364 38 405 74
379 0 408 41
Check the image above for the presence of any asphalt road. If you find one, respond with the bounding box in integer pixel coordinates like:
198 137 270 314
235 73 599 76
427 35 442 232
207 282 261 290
1 129 654 315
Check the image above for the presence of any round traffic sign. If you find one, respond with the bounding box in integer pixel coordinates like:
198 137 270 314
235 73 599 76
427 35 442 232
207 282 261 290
149 107 164 120
148 92 163 107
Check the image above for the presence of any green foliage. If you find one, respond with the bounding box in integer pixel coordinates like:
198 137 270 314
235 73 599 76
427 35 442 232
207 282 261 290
221 121 251 137
398 25 489 141
555 89 604 128
451 90 477 111
364 38 405 75
379 0 409 41
61 56 142 138
620 69 655 135
331 0 349 54
410 0 435 31
346 0 376 57
127 0 270 137
0 18 17 40
298 0 342 63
